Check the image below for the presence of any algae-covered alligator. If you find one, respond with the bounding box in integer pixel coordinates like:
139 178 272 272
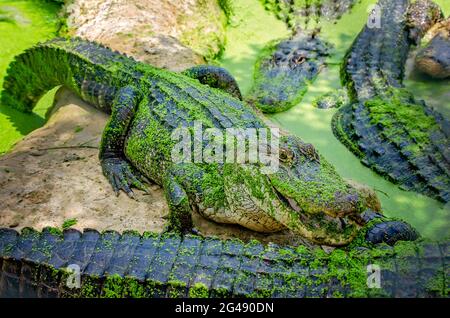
333 0 450 202
0 227 448 298
1 37 419 246
250 0 356 113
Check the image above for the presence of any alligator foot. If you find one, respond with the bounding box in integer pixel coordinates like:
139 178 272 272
101 157 150 198
360 210 419 246
182 65 243 100
365 221 419 246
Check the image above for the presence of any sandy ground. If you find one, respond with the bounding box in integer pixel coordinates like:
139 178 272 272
0 88 314 247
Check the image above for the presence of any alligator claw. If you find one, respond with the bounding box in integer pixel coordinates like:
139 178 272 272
365 221 419 246
101 157 150 198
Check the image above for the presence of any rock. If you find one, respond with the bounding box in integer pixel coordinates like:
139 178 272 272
415 18 450 79
423 17 450 42
137 34 205 72
0 88 169 234
406 0 443 45
64 0 227 71
260 0 358 29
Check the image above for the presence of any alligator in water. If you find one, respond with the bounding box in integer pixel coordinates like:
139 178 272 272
250 0 358 112
0 227 447 298
1 37 422 246
249 30 331 112
333 0 450 202
260 0 358 29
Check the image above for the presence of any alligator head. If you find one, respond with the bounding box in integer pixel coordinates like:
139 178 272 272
223 134 365 246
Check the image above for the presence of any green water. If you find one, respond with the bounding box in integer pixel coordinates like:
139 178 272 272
0 0 60 154
219 0 449 239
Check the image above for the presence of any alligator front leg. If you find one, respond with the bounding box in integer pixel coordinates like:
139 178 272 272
100 86 149 198
360 210 419 246
182 65 243 100
162 170 193 234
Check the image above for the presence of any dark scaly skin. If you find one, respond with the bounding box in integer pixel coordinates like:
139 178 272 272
333 0 450 202
1 37 417 246
0 227 446 298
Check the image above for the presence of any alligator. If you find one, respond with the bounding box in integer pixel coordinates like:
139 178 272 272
1 37 421 246
260 0 358 29
248 30 331 113
0 227 447 298
249 0 359 113
332 0 450 202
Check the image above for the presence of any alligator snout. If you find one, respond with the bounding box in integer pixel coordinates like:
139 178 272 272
328 191 363 218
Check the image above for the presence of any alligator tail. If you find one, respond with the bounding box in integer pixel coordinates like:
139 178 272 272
1 38 72 113
1 37 138 114
0 227 448 298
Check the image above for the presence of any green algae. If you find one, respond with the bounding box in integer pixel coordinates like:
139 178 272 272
219 0 449 240
365 88 440 155
189 282 209 298
62 218 77 229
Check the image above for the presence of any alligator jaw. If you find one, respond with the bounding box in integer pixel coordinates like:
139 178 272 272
273 185 361 219
272 187 360 246
274 187 301 212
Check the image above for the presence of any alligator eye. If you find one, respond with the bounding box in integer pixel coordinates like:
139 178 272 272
279 148 294 162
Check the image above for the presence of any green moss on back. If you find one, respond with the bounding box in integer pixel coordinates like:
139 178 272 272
365 89 440 155
189 282 209 298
